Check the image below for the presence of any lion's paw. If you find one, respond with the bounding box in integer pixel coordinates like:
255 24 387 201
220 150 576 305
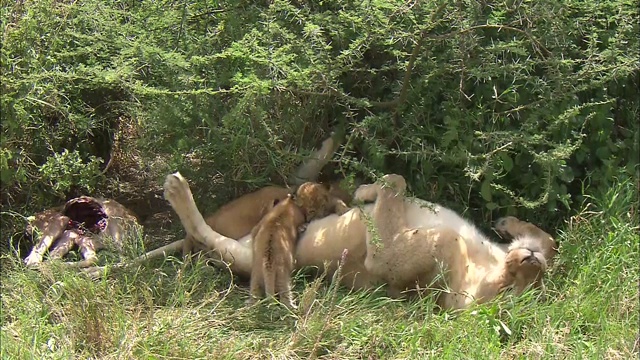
163 172 194 206
495 216 558 263
244 297 257 307
353 184 378 203
24 251 44 268
283 300 298 311
494 216 523 240
380 174 407 192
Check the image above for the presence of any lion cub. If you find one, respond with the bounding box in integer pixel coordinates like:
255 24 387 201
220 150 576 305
247 182 350 309
293 181 350 232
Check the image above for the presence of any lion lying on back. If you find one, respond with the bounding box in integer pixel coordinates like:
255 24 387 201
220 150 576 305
353 174 553 308
163 171 557 310
248 182 350 309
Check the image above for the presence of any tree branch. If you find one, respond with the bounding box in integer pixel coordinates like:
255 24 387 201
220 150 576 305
277 8 550 121
428 24 551 58
375 1 450 112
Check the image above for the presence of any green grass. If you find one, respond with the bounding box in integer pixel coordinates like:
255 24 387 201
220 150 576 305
1 178 638 359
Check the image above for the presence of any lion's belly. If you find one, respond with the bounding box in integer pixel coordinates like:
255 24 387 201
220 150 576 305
295 209 367 267
292 208 380 289
397 200 491 248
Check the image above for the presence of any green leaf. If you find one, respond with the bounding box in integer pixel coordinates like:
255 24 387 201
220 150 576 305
559 167 575 183
499 320 512 336
499 152 513 172
486 202 498 210
480 180 492 202
596 146 611 160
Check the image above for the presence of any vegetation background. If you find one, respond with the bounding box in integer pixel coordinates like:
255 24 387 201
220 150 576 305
1 0 638 358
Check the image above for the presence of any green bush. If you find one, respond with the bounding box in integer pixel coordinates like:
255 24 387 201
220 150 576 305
1 0 638 248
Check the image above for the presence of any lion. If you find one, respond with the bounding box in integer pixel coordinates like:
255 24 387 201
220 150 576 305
181 182 352 259
494 215 558 263
247 194 305 309
180 133 351 259
82 132 350 278
23 196 139 268
181 186 291 258
247 182 352 308
352 174 549 308
293 181 350 231
161 171 557 310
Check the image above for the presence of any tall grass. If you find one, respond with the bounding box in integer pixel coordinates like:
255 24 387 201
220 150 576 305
1 177 637 359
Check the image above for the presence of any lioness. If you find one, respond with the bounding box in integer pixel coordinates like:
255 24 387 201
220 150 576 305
353 174 549 307
182 186 291 258
181 182 352 259
181 132 352 259
162 172 557 310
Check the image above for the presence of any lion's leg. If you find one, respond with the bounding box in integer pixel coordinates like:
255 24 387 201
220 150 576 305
164 173 253 278
276 268 297 310
290 131 342 185
64 235 98 268
495 216 558 263
387 285 407 299
332 199 351 216
352 184 379 203
182 235 195 258
247 265 264 306
361 174 408 241
24 215 69 267
357 175 421 292
48 230 78 260
263 264 277 299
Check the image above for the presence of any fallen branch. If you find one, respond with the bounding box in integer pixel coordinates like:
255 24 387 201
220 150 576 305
82 239 184 279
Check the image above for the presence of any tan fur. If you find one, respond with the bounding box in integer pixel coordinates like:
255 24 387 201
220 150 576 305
494 216 558 263
247 195 305 309
85 132 346 278
182 182 352 257
247 182 351 308
325 181 353 208
294 182 350 221
352 174 551 309
182 186 290 257
162 169 557 311
24 198 138 268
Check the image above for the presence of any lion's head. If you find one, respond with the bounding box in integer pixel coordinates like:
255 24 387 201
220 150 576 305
504 239 547 295
293 182 335 221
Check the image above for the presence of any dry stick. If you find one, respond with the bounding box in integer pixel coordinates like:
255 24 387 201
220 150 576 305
82 240 184 279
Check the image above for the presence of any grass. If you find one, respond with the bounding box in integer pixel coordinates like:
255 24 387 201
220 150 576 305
1 178 638 359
